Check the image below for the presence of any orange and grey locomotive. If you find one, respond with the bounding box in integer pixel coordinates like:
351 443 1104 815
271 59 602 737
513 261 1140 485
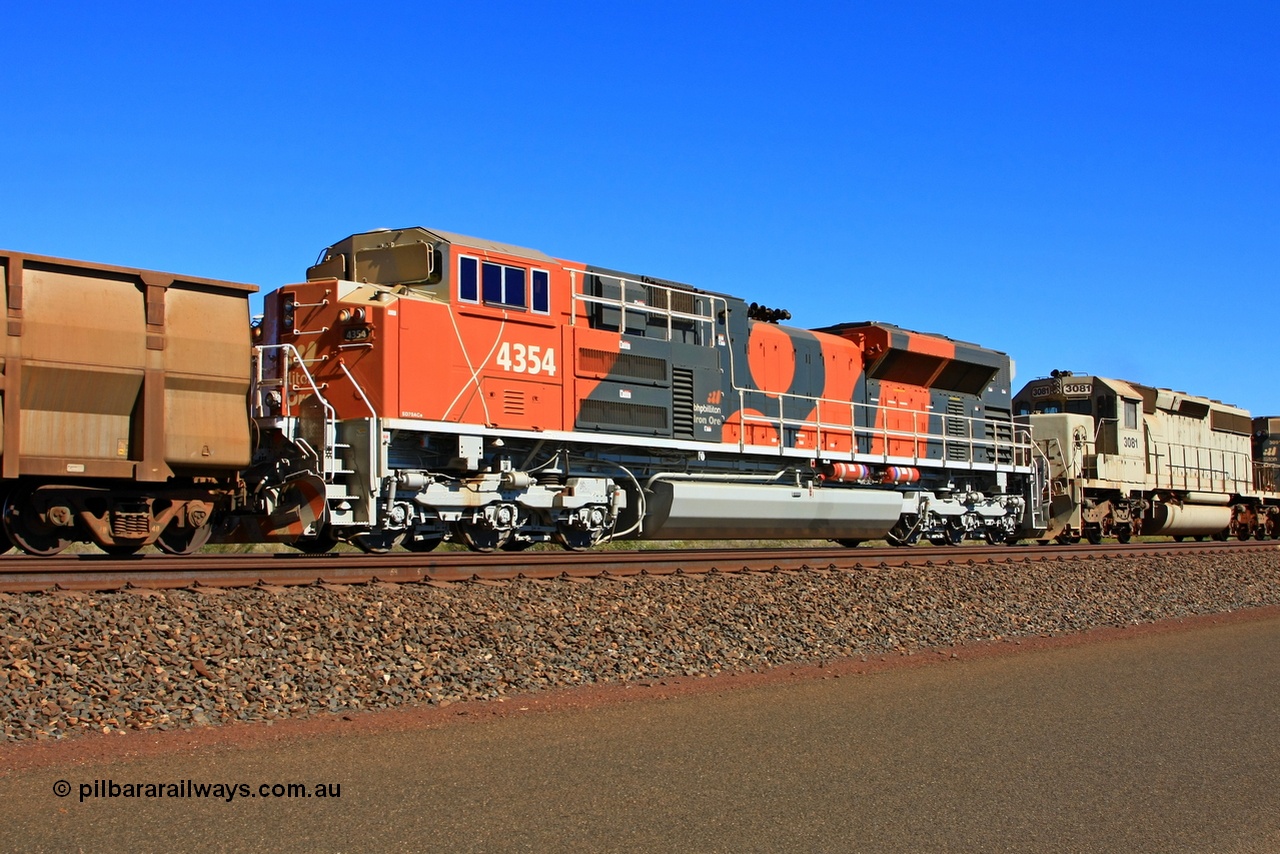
252 227 1038 553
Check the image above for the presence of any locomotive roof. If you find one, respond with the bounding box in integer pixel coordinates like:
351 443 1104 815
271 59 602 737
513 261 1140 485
327 227 557 264
814 321 1010 357
422 228 557 263
1015 374 1250 417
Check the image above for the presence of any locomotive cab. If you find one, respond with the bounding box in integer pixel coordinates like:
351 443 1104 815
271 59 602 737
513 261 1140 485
1014 373 1147 485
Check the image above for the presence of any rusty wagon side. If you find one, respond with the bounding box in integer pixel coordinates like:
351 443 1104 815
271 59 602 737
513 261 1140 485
0 250 257 555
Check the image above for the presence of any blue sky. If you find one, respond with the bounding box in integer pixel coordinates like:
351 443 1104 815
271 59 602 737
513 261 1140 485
4 2 1277 413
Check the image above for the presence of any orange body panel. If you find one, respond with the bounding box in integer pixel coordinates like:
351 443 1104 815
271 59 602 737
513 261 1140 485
872 383 933 458
402 304 562 429
746 323 796 396
724 408 779 447
806 332 864 453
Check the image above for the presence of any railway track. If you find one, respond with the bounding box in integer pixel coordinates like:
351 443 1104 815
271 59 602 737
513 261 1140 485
0 540 1276 593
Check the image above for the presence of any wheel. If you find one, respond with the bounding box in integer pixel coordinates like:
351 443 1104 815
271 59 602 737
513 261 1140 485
3 489 70 556
155 522 213 556
454 521 509 553
350 530 404 554
834 539 862 548
885 516 920 547
403 535 443 553
948 524 965 546
983 527 1005 546
1115 527 1132 544
0 499 12 555
1237 528 1252 542
1211 530 1229 542
292 525 339 554
1054 530 1080 546
1173 535 1185 543
1085 528 1103 545
554 522 603 552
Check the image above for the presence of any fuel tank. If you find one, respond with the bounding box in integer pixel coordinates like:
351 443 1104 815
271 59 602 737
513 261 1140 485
1146 502 1231 536
641 480 903 540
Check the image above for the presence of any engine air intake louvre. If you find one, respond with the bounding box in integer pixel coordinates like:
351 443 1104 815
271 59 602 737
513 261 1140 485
502 389 525 417
1210 409 1251 436
672 368 695 439
577 348 668 382
946 398 968 460
579 400 668 432
989 408 1013 464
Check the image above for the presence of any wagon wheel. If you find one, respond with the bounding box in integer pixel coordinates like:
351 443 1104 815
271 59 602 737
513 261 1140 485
454 521 509 553
0 496 12 555
947 523 966 546
1115 526 1132 544
1084 528 1103 545
834 539 863 548
403 534 443 553
155 522 213 556
983 526 1006 546
3 489 69 556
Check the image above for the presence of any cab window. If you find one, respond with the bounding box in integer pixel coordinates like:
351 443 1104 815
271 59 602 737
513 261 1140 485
1124 399 1139 429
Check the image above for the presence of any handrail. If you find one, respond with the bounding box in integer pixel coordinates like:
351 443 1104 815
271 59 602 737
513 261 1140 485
725 386 1034 469
251 343 341 480
569 269 723 347
337 359 377 418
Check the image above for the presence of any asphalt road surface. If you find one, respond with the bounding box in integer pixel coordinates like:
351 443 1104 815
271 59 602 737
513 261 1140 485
4 615 1279 853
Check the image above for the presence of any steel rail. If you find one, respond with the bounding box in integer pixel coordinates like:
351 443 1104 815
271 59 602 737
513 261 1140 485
0 540 1275 593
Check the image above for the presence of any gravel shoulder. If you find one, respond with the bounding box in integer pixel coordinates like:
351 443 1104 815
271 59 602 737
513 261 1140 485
2 549 1278 759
